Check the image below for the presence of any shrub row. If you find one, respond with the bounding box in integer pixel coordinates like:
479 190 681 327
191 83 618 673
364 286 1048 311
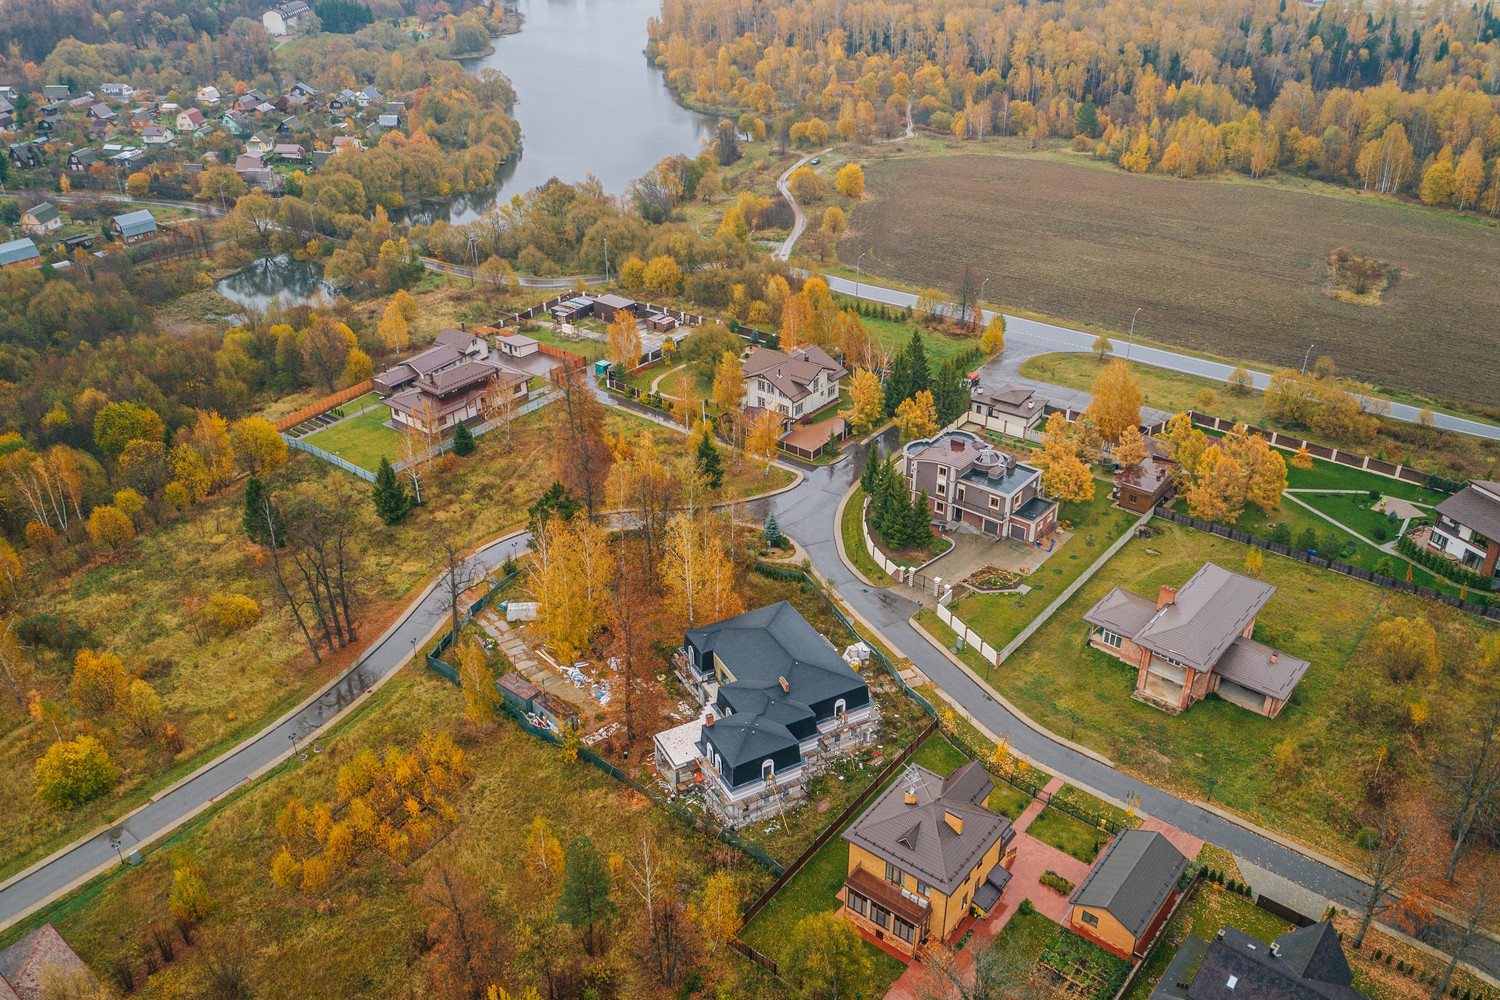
1396 534 1494 590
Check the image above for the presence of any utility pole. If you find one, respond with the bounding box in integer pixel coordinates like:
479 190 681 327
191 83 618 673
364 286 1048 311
1301 342 1315 374
603 236 609 285
980 276 990 324
1126 307 1142 360
854 250 867 299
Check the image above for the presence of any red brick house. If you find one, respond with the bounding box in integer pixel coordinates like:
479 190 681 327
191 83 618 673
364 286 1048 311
1083 562 1309 717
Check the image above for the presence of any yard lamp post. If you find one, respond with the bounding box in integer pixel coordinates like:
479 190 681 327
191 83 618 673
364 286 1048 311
854 250 867 299
1301 342 1315 374
979 276 990 326
1126 307 1142 361
108 832 124 867
409 636 417 670
1206 775 1218 804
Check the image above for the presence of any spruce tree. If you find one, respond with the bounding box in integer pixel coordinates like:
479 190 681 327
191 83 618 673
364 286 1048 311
451 421 476 457
371 457 413 525
696 430 724 489
557 837 617 957
527 481 581 535
242 475 285 546
932 357 972 425
884 330 933 415
764 512 783 548
908 488 935 547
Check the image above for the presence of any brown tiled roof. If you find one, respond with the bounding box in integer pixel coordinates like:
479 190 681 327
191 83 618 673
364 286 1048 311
1116 456 1175 496
1214 637 1309 701
1070 830 1186 938
0 925 88 1000
1083 587 1159 637
742 345 846 403
973 383 1044 420
843 762 1011 896
1436 484 1500 542
1132 563 1276 672
844 865 933 928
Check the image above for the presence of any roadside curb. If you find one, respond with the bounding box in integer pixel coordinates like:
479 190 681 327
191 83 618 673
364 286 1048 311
907 616 1116 770
832 481 886 590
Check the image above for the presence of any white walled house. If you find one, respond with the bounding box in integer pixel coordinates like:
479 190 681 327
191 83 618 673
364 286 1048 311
741 345 846 426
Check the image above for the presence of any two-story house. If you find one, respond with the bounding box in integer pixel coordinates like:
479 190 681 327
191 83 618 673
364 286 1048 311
901 428 1057 544
840 762 1018 960
1428 480 1500 581
667 602 875 828
385 358 528 438
19 202 62 236
741 345 846 427
110 209 158 244
1083 562 1310 717
967 383 1048 440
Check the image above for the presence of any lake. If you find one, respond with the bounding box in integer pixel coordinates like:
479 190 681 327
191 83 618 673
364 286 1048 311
216 254 339 311
438 0 716 223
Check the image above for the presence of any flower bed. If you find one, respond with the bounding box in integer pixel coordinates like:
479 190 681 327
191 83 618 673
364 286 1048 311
962 565 1023 592
1039 870 1075 895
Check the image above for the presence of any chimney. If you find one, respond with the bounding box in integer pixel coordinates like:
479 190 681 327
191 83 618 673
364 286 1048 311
944 810 964 835
705 712 715 727
1157 585 1177 609
950 437 964 453
778 675 789 693
903 787 918 805
1270 652 1278 664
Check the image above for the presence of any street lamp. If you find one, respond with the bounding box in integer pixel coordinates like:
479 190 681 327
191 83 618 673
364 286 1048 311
1126 307 1142 360
979 276 990 326
1301 342 1316 374
603 237 610 285
108 832 124 867
409 636 417 670
854 250 867 299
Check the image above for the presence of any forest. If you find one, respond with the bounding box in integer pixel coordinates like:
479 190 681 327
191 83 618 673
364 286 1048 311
651 0 1500 212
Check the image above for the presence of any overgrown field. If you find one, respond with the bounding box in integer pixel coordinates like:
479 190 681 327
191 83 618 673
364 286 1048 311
0 408 793 882
985 521 1500 866
9 670 780 999
841 151 1500 406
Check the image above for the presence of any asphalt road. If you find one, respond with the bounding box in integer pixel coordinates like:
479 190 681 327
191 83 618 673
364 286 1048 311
0 532 528 932
822 273 1500 442
744 435 1500 978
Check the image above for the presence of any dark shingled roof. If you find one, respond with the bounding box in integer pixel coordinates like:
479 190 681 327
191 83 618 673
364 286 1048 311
1436 483 1500 542
1083 587 1159 637
688 601 865 715
1132 563 1275 672
1273 921 1356 987
1213 637 1310 702
843 762 1012 897
701 713 797 769
1070 830 1187 939
1183 925 1367 1000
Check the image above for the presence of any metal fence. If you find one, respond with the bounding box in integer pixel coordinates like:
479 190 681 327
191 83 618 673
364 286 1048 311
286 437 377 481
1154 506 1499 621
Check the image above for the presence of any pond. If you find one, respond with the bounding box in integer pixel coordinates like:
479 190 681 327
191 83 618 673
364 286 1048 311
433 0 717 224
215 254 340 310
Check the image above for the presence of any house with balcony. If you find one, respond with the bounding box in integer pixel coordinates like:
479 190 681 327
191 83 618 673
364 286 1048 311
372 328 490 394
110 209 158 244
386 358 527 438
1428 481 1500 581
668 602 874 828
839 762 1017 961
901 428 1057 543
1068 830 1188 962
741 345 846 427
1083 562 1309 718
967 384 1048 440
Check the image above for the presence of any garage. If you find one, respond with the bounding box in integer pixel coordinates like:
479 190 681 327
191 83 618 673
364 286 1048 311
1215 679 1267 713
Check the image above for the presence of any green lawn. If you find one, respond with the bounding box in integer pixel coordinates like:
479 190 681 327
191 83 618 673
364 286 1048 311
1296 491 1412 543
1283 453 1446 504
986 905 1059 966
1123 884 1292 1000
1025 806 1109 864
983 520 1499 864
841 485 896 585
330 390 383 416
301 403 402 471
945 488 1137 662
987 782 1034 821
834 301 984 369
738 732 970 996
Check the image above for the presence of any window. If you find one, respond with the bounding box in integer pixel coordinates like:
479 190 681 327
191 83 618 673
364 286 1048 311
957 487 965 502
936 481 946 496
834 698 846 716
794 403 803 416
1097 629 1122 649
849 892 868 917
893 917 915 943
1081 911 1100 928
762 760 774 780
989 495 1000 511
873 906 890 930
915 880 931 897
885 863 905 886
934 501 946 515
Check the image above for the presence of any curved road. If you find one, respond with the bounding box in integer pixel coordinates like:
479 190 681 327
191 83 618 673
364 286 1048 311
773 149 830 261
745 435 1500 979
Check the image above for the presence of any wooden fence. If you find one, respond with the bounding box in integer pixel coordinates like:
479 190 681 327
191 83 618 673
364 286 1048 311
273 379 375 432
1155 506 1499 620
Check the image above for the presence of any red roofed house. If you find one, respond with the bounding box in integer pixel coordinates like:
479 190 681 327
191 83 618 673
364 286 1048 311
0 924 94 1000
1083 562 1310 718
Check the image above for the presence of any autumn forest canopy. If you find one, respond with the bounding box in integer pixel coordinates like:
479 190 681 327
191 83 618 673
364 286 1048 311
651 0 1500 210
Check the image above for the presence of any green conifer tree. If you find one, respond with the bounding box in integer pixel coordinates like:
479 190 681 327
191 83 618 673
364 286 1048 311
371 457 413 525
242 475 286 546
451 422 476 457
696 430 724 489
557 836 617 956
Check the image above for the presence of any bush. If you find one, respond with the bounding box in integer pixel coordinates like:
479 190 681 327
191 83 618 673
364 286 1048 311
1374 526 1388 541
1039 871 1075 895
1396 534 1494 590
34 735 120 808
205 592 261 636
1018 898 1037 916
